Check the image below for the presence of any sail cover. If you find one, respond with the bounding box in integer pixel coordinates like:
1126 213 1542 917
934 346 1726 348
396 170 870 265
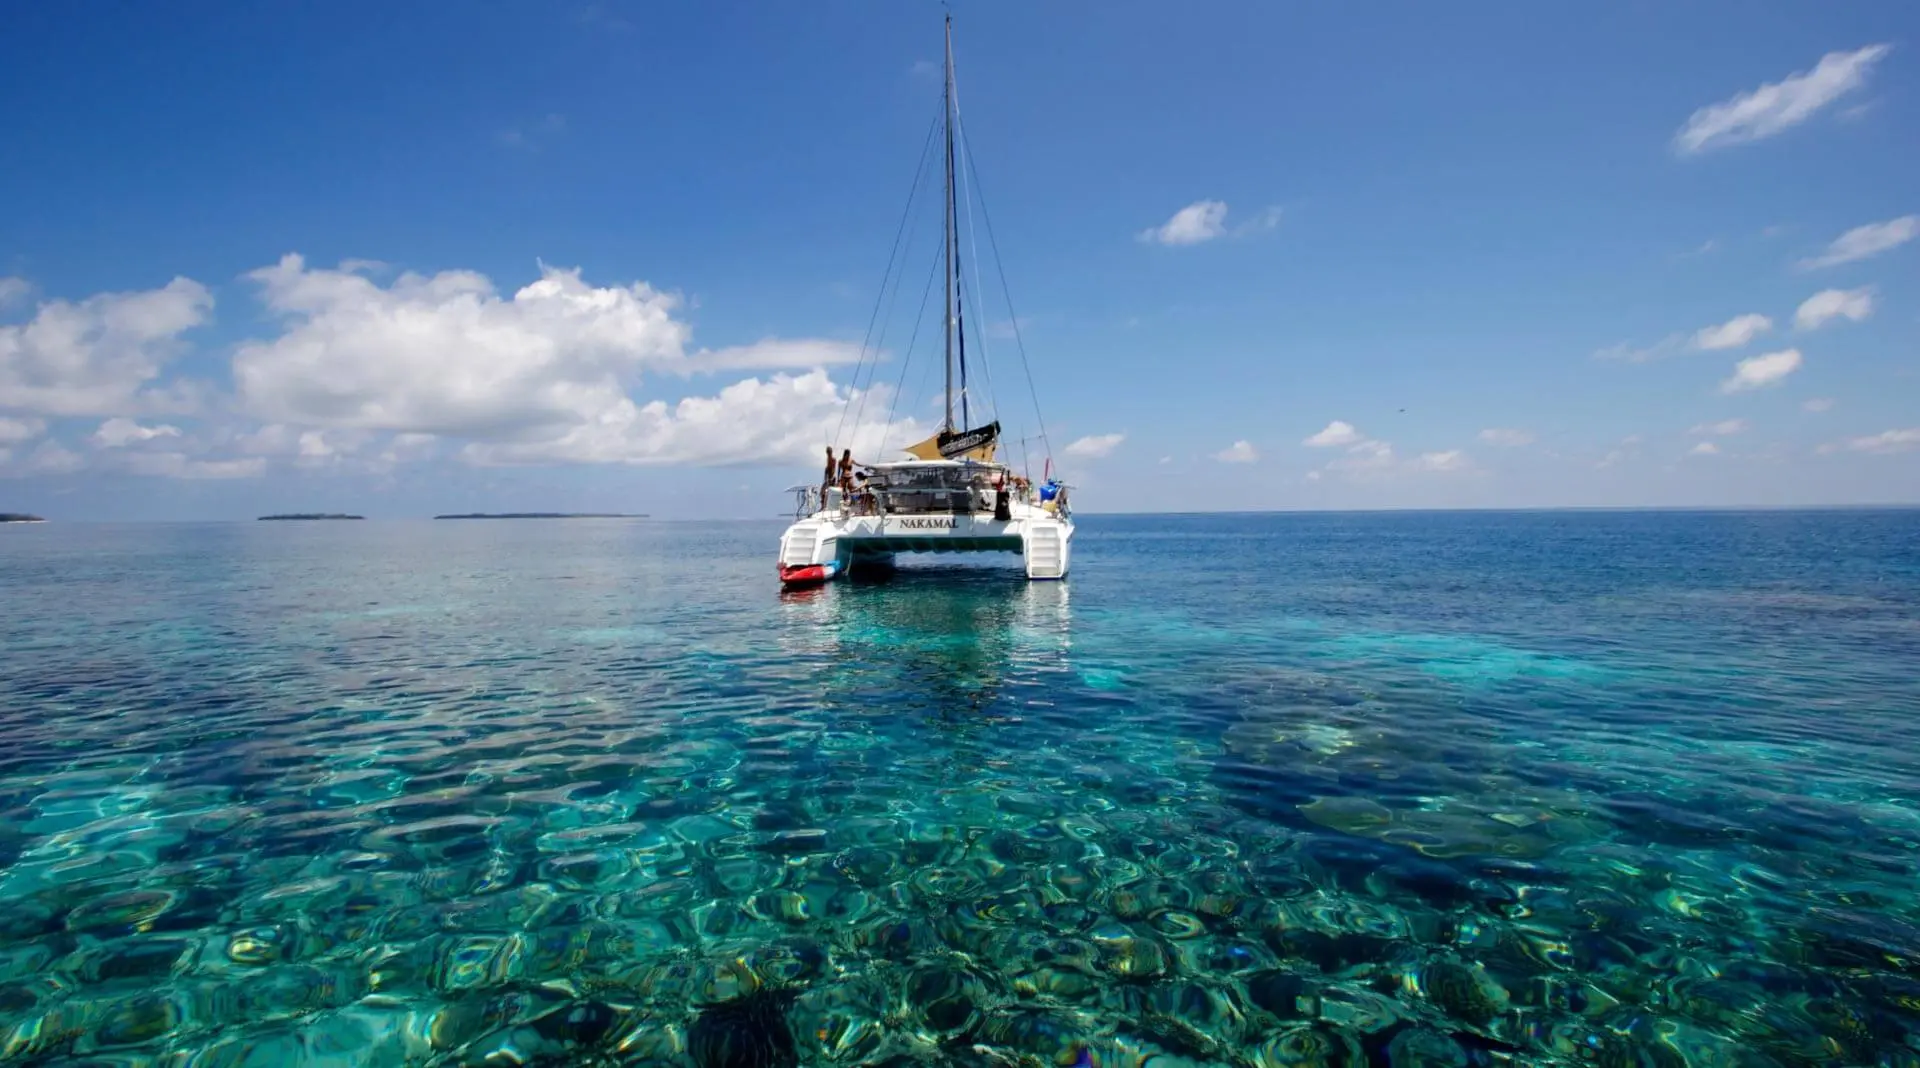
902 420 1000 462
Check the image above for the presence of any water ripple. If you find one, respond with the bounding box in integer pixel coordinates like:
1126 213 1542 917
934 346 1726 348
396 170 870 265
2 513 1918 1065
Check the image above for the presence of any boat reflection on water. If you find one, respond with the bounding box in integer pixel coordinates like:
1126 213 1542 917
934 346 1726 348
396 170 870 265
775 565 1072 729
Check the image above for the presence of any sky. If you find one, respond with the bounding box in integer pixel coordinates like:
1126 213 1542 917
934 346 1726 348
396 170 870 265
1 2 1917 520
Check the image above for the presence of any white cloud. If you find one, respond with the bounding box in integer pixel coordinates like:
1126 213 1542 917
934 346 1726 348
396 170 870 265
1720 349 1803 393
1802 397 1835 413
1139 200 1229 246
0 416 46 446
119 452 268 479
1477 428 1534 447
459 369 922 467
1064 433 1124 459
0 276 212 415
0 277 29 307
1137 200 1282 245
1234 206 1285 236
1412 450 1467 472
92 417 182 448
1334 439 1395 471
1846 428 1920 454
1303 420 1361 447
235 254 695 437
218 255 925 469
1692 313 1772 351
1799 216 1919 270
1794 287 1875 330
1673 44 1890 155
1596 435 1642 469
1689 419 1747 436
1214 440 1258 463
1595 334 1687 363
5 441 84 477
1690 441 1721 456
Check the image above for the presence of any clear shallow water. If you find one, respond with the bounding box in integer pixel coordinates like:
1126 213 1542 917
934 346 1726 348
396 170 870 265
2 511 1919 1067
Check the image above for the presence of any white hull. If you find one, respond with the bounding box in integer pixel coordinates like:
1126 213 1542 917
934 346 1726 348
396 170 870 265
778 501 1071 585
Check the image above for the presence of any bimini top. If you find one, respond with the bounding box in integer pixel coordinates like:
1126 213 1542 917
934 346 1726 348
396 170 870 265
865 458 1007 472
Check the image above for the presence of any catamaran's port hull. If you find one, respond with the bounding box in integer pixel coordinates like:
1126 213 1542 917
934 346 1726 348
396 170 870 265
777 514 1070 586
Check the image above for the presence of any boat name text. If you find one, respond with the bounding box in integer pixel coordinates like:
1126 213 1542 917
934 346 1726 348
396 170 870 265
892 517 958 530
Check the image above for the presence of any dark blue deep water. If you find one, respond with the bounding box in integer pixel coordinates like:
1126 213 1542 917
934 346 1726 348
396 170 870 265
3 511 1919 1066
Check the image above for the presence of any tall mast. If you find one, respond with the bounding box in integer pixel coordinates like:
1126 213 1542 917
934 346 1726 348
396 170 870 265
942 14 957 434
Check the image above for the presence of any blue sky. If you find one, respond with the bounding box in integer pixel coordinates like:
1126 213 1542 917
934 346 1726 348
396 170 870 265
1 2 1916 519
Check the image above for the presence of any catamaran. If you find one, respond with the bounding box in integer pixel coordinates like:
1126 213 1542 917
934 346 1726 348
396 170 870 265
777 16 1073 588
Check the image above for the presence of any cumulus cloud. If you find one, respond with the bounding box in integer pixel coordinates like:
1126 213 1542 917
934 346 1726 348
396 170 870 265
1064 433 1124 459
1690 441 1721 456
1213 440 1258 463
1720 349 1802 393
1303 420 1362 447
1673 44 1890 155
1 255 931 479
0 276 212 415
0 416 46 446
3 441 85 477
92 417 182 448
1802 397 1835 413
234 254 693 436
1794 287 1875 330
1412 450 1467 472
460 369 921 467
118 452 268 479
1136 201 1283 246
0 277 29 307
1799 216 1918 270
1594 336 1684 363
1689 419 1747 436
1139 200 1229 246
1477 428 1534 447
1324 439 1396 475
1846 428 1920 454
1692 313 1772 351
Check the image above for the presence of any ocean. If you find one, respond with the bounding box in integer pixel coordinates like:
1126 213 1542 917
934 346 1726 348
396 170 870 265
2 511 1918 1065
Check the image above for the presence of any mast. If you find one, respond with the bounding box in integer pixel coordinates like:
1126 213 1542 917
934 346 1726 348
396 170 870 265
942 14 957 434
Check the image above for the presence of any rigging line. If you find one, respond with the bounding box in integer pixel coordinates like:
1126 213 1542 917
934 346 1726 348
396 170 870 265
951 86 1000 431
847 114 942 449
881 238 947 455
958 118 1056 472
831 102 943 451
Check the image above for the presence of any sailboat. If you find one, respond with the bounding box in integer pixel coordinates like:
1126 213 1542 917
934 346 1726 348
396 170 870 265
776 16 1073 588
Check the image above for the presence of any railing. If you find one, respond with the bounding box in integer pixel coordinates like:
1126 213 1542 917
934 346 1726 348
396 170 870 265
792 476 1061 520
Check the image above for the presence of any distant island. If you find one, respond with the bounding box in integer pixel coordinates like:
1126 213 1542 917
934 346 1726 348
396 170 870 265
257 513 365 521
433 512 647 520
0 513 46 523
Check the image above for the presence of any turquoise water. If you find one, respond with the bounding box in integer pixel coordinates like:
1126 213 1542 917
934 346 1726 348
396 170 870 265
2 511 1919 1066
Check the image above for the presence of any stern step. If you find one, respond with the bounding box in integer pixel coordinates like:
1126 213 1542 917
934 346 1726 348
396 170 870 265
1024 523 1067 580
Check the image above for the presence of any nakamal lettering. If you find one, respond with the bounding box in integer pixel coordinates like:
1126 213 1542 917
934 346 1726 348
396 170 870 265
892 517 958 530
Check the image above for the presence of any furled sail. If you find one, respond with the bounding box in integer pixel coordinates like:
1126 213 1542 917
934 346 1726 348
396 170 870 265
902 421 999 462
